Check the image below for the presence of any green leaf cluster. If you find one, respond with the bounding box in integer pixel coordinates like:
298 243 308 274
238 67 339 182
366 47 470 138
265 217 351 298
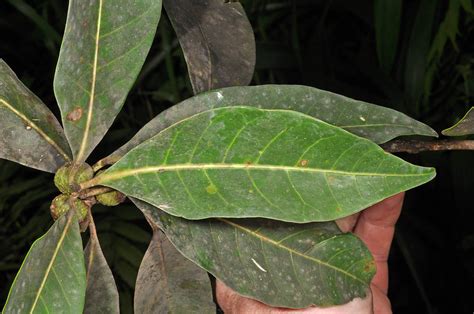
1 0 454 312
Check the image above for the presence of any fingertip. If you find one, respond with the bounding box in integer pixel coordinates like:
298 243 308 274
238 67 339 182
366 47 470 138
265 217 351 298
361 193 405 228
371 285 392 314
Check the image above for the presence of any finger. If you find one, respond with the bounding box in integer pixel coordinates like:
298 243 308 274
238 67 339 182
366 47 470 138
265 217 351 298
371 284 392 314
216 280 373 314
354 192 405 293
336 212 361 233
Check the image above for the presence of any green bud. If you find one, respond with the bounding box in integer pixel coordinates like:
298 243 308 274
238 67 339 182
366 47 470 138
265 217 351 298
96 190 126 206
54 163 94 193
50 194 89 221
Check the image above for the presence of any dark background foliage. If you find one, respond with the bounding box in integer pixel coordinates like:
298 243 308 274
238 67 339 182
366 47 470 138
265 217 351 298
0 1 473 313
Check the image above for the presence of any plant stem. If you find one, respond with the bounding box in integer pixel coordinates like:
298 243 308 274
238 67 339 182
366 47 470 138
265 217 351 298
381 139 474 153
79 186 113 199
87 210 97 238
92 155 120 172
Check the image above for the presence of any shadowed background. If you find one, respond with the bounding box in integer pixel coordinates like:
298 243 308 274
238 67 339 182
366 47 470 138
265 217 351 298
0 1 473 313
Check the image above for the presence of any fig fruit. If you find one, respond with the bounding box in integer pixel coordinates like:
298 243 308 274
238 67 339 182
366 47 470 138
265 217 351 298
96 190 126 206
50 194 89 221
54 163 94 193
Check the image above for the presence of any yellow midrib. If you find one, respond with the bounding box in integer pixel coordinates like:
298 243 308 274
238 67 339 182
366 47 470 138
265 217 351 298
0 98 70 161
30 213 74 313
218 218 366 284
76 0 103 162
90 162 432 187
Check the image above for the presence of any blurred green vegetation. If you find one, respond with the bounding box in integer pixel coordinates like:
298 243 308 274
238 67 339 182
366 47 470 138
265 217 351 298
0 1 473 313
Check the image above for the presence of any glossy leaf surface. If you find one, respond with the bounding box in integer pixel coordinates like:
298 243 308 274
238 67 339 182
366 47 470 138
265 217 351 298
95 107 435 223
54 0 162 162
163 0 255 94
133 199 375 308
442 107 474 136
107 85 438 162
0 60 71 172
134 229 215 313
3 211 86 313
84 222 119 314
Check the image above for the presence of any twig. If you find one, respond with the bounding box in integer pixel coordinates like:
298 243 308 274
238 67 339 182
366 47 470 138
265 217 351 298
79 186 113 199
381 139 474 154
92 155 120 172
87 209 98 238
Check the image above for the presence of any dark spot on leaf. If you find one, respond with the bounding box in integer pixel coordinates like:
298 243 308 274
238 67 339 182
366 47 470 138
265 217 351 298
67 107 83 122
300 159 308 167
364 260 375 272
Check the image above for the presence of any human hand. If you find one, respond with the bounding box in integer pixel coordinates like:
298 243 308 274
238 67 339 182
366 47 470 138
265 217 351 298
216 193 405 314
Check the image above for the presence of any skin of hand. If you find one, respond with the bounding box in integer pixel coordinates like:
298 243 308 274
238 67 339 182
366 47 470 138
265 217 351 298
216 192 405 314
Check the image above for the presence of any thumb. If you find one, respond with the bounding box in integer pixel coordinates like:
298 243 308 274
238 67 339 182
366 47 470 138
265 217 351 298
216 280 373 314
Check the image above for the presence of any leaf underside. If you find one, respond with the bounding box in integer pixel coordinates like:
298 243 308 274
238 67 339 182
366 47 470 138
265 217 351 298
442 107 474 136
84 229 120 314
108 85 438 161
100 106 435 223
0 60 71 172
3 211 86 313
134 229 215 314
163 0 255 95
133 199 375 309
54 0 162 162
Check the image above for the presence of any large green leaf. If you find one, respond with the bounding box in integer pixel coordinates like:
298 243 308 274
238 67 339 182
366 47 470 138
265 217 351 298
0 60 71 172
132 199 375 308
100 85 437 166
54 0 162 162
83 219 119 314
90 106 435 223
163 0 255 95
134 228 215 313
374 0 402 73
3 210 86 313
442 107 474 136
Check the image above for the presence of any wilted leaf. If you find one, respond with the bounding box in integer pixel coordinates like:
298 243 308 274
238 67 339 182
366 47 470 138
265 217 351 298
3 210 86 313
91 107 435 223
0 60 71 172
134 228 215 313
133 199 375 308
54 0 162 162
104 85 437 164
442 107 474 136
163 0 255 94
374 0 402 73
84 218 119 314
